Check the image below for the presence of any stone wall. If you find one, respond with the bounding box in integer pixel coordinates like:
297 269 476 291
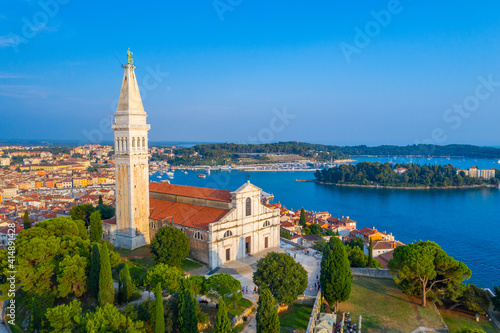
305 291 322 333
350 267 392 279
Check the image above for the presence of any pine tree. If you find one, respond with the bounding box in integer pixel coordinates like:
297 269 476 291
90 244 101 299
98 243 114 306
98 195 104 206
256 288 280 333
299 208 306 227
320 237 352 311
23 210 31 229
155 282 165 333
31 298 42 332
368 238 373 267
119 263 133 303
178 279 199 333
213 297 232 333
89 210 103 243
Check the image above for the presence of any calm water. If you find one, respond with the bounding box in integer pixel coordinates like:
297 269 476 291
151 158 500 288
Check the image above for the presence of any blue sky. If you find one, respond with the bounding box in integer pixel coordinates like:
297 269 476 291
1 0 499 146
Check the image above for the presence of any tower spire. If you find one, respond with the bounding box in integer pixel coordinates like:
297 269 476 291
117 62 144 112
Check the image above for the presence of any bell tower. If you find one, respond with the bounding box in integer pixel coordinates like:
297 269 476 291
111 50 150 249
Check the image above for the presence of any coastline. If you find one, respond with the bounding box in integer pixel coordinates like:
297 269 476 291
297 180 497 190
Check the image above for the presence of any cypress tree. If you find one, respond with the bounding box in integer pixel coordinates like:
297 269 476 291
31 298 41 332
299 208 306 227
23 210 31 229
155 282 165 333
368 238 373 267
256 288 280 333
119 263 133 303
320 237 352 312
89 210 103 243
213 297 232 333
178 279 198 333
98 195 104 206
90 244 101 299
98 243 114 306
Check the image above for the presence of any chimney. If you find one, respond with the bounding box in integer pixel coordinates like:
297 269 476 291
372 226 375 230
346 216 349 219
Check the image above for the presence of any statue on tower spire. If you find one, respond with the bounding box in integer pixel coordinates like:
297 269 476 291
127 48 133 65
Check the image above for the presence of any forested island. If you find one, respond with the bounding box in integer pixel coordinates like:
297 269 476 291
314 162 500 188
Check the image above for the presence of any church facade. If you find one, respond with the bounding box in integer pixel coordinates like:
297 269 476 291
107 54 280 267
148 181 280 269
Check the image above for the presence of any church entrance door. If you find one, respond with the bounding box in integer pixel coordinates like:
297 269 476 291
245 236 251 254
226 248 230 261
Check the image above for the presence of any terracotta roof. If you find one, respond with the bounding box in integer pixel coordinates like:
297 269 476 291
149 182 232 202
375 250 395 268
280 221 294 228
102 217 116 225
149 198 230 231
372 240 405 250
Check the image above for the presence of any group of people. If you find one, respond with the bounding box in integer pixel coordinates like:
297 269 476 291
309 274 321 293
242 285 257 295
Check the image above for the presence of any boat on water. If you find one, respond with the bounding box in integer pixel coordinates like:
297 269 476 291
166 171 174 177
498 159 500 164
198 174 206 178
184 171 188 174
221 166 231 171
156 175 161 179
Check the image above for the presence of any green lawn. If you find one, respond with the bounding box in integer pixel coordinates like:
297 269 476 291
337 276 444 333
116 244 204 272
439 307 499 333
279 303 313 331
181 258 203 272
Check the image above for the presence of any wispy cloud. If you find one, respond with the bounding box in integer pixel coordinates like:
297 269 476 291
0 85 50 99
0 73 31 79
0 35 23 48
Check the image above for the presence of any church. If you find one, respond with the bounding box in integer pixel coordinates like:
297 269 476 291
103 53 280 269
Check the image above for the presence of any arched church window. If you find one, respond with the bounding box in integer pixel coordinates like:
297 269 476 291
132 137 135 149
223 230 233 238
194 231 204 240
245 198 251 216
263 221 270 227
142 137 146 150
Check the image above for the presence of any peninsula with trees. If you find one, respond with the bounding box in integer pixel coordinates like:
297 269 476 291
314 162 500 189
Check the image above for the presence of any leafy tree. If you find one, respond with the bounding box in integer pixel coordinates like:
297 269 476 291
98 243 115 306
97 204 116 220
31 298 42 332
493 285 500 311
311 239 328 253
0 217 90 301
46 299 82 332
280 229 291 240
256 288 280 333
346 238 364 250
90 244 100 299
23 210 31 229
57 254 87 298
178 279 199 333
367 238 373 267
345 245 367 268
78 304 146 332
457 329 487 333
321 237 352 311
299 208 306 227
150 226 190 267
205 273 242 305
389 241 471 307
462 284 491 315
253 252 308 305
187 274 206 296
213 297 232 333
309 224 322 235
302 227 311 235
69 204 86 222
90 210 103 243
155 283 165 333
119 263 134 303
144 263 184 294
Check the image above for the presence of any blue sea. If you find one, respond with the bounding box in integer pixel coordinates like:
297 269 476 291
151 156 500 288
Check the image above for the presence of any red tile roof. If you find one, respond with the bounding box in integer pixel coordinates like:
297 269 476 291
102 217 116 225
149 182 232 202
149 198 230 231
